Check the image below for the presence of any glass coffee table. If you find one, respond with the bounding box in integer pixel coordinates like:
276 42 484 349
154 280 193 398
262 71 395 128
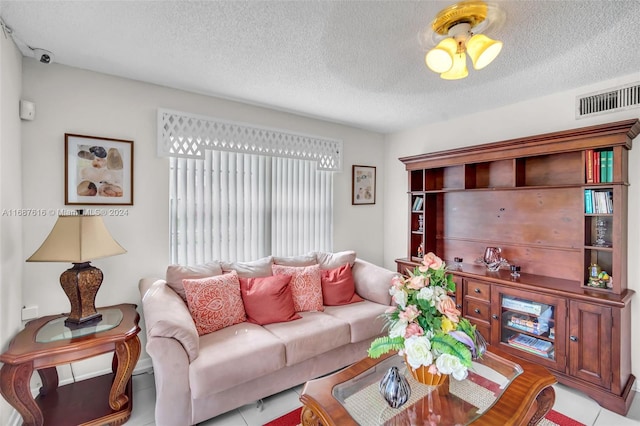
300 347 556 425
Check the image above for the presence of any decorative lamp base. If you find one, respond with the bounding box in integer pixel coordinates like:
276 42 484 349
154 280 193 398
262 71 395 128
60 262 103 327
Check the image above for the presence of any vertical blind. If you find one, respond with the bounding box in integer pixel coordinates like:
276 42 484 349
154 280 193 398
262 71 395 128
170 150 333 265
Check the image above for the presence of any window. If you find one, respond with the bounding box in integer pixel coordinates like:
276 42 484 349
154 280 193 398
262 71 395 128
170 150 333 265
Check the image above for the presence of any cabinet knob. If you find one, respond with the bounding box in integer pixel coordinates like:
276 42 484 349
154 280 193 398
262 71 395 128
570 335 578 342
492 314 499 320
474 308 481 314
474 288 481 293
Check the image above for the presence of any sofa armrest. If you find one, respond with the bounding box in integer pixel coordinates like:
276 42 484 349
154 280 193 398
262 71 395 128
147 337 193 426
139 278 200 362
351 259 395 305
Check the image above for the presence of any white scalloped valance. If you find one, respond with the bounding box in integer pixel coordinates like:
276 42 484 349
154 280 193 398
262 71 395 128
157 108 342 171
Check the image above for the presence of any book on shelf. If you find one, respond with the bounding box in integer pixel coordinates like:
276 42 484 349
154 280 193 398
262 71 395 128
506 308 552 335
412 197 423 211
584 189 593 214
606 150 613 182
584 149 613 184
585 149 594 183
508 334 554 356
584 189 613 214
501 297 549 316
600 150 613 183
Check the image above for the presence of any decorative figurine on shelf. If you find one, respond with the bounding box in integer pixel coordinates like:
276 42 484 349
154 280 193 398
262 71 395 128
594 217 610 247
418 215 424 232
587 263 612 288
510 265 521 278
417 242 424 258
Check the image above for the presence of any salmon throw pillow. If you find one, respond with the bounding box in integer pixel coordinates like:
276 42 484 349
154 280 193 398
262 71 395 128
272 264 324 312
321 263 364 306
182 271 246 335
239 275 301 325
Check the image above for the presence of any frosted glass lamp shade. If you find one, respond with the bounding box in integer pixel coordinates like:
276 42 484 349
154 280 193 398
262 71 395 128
425 37 458 73
466 33 503 70
440 53 469 80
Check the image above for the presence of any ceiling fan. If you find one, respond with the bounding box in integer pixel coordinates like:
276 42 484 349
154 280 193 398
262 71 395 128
422 0 505 80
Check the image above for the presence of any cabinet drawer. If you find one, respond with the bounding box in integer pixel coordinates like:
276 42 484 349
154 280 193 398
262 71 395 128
468 319 491 344
464 299 491 322
464 280 491 302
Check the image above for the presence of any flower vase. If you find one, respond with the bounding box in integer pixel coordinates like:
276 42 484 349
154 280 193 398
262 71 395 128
379 366 411 408
405 357 449 386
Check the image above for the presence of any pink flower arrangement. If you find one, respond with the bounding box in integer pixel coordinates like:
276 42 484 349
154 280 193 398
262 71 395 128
368 252 484 380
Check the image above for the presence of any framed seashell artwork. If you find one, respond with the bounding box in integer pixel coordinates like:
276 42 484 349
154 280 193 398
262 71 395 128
65 134 133 205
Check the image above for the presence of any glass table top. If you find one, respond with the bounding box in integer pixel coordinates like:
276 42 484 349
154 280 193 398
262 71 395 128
333 352 523 425
36 308 123 343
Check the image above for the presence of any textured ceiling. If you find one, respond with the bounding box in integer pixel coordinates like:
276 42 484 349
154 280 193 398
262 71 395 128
1 1 639 133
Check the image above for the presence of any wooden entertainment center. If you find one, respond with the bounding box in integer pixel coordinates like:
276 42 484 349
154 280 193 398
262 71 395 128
395 119 639 415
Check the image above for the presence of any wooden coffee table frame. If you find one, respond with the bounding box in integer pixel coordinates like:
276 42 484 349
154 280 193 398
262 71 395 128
300 347 556 426
0 303 141 426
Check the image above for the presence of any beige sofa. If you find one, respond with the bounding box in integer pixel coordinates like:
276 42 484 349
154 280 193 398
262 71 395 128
138 253 394 426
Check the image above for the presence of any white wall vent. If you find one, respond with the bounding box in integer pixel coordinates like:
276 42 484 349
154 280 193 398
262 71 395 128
576 82 640 119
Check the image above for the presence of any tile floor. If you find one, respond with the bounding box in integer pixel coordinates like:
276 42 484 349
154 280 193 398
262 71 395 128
128 370 640 426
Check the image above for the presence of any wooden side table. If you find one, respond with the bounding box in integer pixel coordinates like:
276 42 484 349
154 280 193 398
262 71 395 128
0 303 141 426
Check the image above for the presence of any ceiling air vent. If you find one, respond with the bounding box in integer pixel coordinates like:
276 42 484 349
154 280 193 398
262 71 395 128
576 82 640 119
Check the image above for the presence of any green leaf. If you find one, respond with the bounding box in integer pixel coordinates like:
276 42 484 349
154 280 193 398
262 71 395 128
368 336 405 358
430 334 473 367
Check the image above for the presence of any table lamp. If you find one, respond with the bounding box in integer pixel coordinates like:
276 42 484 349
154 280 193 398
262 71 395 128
26 211 126 327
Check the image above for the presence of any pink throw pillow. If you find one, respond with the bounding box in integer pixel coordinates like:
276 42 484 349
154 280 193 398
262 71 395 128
239 275 301 325
272 264 324 312
182 271 247 336
321 263 364 306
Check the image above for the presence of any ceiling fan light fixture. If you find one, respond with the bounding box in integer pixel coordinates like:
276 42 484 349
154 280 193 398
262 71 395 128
440 52 468 80
466 33 503 69
425 37 458 73
424 0 503 79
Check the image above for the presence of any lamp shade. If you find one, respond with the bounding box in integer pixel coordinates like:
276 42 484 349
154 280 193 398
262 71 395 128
440 52 468 80
466 33 503 70
425 37 458 73
27 215 126 263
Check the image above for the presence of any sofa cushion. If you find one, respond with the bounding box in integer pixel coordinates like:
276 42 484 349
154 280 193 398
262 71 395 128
263 311 350 365
351 259 393 306
323 301 389 343
272 264 324 312
189 322 286 397
321 263 364 306
239 275 301 325
183 271 247 335
166 261 223 302
273 253 318 266
316 250 356 270
221 256 273 278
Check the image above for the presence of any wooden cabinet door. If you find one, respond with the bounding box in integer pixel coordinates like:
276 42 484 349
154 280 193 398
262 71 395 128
491 286 567 372
568 301 612 389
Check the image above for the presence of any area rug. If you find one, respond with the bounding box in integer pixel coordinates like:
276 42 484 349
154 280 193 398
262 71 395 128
262 406 585 426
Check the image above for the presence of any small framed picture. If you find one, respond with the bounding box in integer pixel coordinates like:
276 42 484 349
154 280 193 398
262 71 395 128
352 165 376 205
65 133 134 205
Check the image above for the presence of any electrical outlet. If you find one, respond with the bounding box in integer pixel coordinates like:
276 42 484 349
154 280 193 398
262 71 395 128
21 306 38 321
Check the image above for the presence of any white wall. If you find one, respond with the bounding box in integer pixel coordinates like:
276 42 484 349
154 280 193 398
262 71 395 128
0 31 24 425
18 60 385 375
382 72 640 383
